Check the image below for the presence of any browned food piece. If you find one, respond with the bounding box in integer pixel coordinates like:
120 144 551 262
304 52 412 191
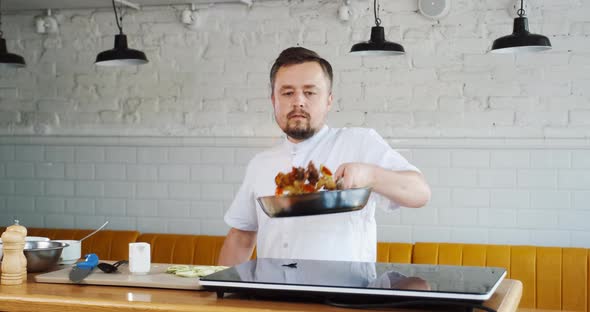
274 161 337 196
307 161 319 185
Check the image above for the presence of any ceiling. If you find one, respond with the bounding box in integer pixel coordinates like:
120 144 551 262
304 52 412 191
2 0 253 12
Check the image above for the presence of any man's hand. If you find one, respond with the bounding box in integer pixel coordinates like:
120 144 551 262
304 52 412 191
334 163 378 189
334 162 430 208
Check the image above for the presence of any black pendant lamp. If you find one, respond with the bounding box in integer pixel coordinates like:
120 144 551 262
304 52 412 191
350 0 405 56
95 0 148 66
490 0 551 53
0 0 25 68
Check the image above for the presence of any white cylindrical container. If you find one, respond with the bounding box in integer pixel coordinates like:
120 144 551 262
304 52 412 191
129 242 151 274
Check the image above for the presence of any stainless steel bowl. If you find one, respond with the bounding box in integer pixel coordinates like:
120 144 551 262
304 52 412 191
257 187 372 218
24 241 69 273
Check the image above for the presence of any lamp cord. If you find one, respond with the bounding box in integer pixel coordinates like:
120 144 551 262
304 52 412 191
111 0 123 34
517 0 526 17
373 0 381 27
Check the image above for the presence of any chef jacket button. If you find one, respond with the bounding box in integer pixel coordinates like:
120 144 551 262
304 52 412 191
283 243 288 248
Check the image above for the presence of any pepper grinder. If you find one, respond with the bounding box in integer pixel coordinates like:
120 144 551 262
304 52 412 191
6 220 27 282
1 231 25 285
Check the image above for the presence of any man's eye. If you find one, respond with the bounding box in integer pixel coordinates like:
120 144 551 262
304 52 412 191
305 91 315 96
282 92 293 96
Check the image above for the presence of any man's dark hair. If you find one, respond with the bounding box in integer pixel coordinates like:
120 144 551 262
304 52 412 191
270 47 333 94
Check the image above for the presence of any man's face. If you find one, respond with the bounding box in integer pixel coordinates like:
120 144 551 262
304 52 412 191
271 62 333 143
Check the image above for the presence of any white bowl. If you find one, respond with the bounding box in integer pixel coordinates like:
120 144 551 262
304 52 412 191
52 240 81 264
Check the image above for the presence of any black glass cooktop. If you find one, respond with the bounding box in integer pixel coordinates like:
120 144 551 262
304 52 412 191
199 258 506 302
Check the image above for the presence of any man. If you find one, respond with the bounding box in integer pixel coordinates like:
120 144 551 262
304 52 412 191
218 47 430 266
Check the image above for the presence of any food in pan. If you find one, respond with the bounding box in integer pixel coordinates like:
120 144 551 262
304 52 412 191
274 161 337 196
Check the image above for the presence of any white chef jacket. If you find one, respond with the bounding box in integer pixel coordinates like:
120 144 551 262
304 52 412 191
224 126 419 262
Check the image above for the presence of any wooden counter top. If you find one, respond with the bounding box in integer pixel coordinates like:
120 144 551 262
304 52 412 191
0 277 522 312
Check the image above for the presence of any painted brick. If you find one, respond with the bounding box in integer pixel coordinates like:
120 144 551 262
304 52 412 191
95 199 126 216
572 151 590 168
377 225 412 243
488 229 531 245
530 190 571 210
517 210 559 229
573 191 590 210
75 147 105 163
168 183 200 200
136 182 168 199
400 206 438 225
157 200 191 217
491 189 530 209
45 146 74 162
559 170 590 189
518 169 558 188
127 200 158 217
45 214 74 228
36 162 65 178
45 181 74 196
0 181 14 195
95 164 126 180
450 228 489 244
14 180 43 196
35 198 65 214
451 150 490 168
479 169 517 188
138 147 168 163
6 162 34 178
0 146 14 161
126 165 157 181
452 188 490 208
158 165 190 181
6 197 35 213
65 198 95 215
439 208 478 226
412 227 451 243
105 147 137 163
479 208 517 227
104 182 135 198
66 164 94 180
191 201 224 219
530 150 571 168
491 151 530 168
190 165 223 182
529 230 571 247
438 168 478 187
411 150 451 168
200 220 228 236
14 145 44 161
75 181 104 197
168 147 201 164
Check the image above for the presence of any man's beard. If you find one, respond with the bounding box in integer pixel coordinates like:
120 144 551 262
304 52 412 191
285 122 316 140
283 110 316 140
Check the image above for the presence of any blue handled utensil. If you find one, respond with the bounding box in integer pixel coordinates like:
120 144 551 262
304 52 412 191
69 253 99 283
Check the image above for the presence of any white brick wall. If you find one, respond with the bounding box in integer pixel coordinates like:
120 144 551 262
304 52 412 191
0 0 589 248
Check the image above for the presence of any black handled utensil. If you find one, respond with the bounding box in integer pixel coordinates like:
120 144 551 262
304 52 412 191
97 260 128 273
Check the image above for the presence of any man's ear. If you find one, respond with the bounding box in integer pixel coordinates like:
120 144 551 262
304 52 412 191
271 91 276 109
327 93 334 110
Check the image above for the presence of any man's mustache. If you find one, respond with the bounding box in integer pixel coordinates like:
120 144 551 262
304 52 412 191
287 110 310 119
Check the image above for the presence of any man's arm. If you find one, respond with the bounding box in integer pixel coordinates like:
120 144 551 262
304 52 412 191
218 227 257 266
335 163 431 208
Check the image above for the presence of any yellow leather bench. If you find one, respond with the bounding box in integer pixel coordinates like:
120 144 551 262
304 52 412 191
4 227 588 311
1 227 140 262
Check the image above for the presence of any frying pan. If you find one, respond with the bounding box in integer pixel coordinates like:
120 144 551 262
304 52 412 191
257 187 371 218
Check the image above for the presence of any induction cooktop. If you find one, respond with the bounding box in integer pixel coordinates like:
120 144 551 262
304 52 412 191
199 258 506 304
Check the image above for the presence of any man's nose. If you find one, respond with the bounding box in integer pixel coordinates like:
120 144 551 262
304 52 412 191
293 92 305 107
